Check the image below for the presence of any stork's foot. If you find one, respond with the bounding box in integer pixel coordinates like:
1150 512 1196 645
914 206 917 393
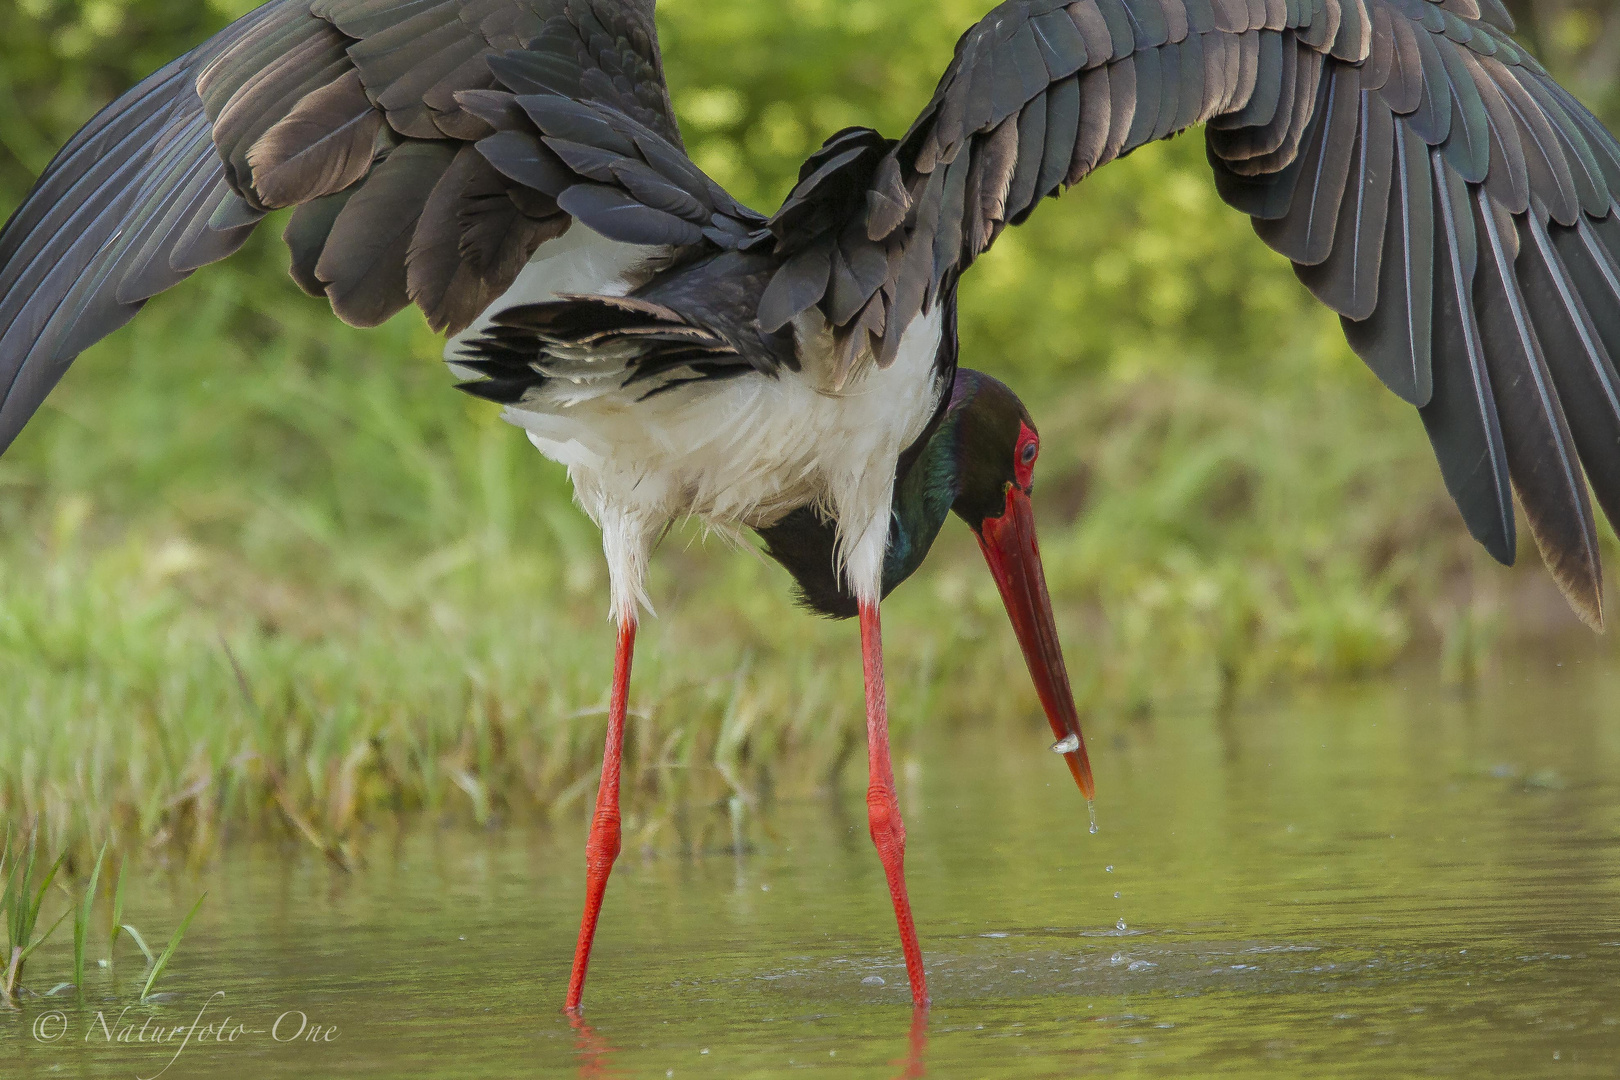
565 618 637 1014
859 600 930 1008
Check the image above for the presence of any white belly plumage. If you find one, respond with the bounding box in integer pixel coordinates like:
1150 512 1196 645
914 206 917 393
446 227 947 622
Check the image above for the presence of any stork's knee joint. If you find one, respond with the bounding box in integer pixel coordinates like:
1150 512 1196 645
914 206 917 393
866 786 906 855
586 811 622 873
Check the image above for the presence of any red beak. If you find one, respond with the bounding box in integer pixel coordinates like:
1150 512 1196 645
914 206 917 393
976 486 1094 800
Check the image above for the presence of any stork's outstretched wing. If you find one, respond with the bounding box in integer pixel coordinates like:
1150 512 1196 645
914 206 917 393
763 0 1620 627
0 0 762 460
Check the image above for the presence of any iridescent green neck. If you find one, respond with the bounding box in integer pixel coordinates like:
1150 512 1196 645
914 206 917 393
880 410 963 594
756 369 1022 619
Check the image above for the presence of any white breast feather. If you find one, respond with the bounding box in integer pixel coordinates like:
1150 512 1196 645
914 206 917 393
502 296 947 621
451 225 946 623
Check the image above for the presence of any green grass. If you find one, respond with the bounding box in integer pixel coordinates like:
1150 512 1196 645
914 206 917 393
107 855 127 968
0 833 202 1001
2 829 69 1000
138 892 206 1002
72 842 106 992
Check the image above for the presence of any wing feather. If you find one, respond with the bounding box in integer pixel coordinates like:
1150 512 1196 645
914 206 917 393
0 0 735 459
809 0 1620 622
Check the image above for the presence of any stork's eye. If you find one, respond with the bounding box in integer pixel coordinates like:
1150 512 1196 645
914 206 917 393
1021 442 1038 465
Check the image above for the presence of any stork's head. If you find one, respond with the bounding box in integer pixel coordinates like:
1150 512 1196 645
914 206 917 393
938 371 1094 799
755 369 1092 797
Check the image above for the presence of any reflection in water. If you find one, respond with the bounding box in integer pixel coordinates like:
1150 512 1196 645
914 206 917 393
3 656 1620 1078
894 1005 929 1079
569 1016 620 1080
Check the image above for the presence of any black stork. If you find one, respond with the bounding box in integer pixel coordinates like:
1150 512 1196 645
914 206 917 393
3 0 1620 1014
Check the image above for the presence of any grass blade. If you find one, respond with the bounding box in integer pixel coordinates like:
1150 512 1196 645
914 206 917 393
121 924 155 967
1 830 19 1000
19 904 71 964
74 844 107 991
107 858 126 965
140 893 207 1001
17 836 65 947
3 832 25 953
3 832 66 998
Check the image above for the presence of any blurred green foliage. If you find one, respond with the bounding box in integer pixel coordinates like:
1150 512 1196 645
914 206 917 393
1504 0 1620 127
0 0 1616 854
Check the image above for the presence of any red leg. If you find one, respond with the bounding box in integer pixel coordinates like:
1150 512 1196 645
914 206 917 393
565 617 637 1014
859 600 930 1007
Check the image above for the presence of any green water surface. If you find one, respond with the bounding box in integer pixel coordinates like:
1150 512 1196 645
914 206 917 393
5 654 1620 1078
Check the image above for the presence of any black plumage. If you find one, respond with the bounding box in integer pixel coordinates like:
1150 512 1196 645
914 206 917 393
1254 62 1359 264
1295 93 1393 321
1343 121 1434 403
247 69 383 208
1423 156 1515 565
317 138 456 326
407 144 565 334
454 254 786 404
284 188 356 297
757 237 833 333
0 9 278 452
1519 214 1620 545
556 183 703 245
1473 192 1600 625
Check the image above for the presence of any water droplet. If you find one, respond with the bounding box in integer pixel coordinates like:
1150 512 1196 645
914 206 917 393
1114 892 1121 899
1109 953 1127 966
1088 801 1098 835
1051 733 1081 755
1127 960 1156 973
1105 865 1114 873
861 975 885 987
1116 918 1128 931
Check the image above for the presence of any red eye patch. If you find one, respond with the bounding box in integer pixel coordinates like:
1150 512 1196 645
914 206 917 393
1014 421 1038 490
